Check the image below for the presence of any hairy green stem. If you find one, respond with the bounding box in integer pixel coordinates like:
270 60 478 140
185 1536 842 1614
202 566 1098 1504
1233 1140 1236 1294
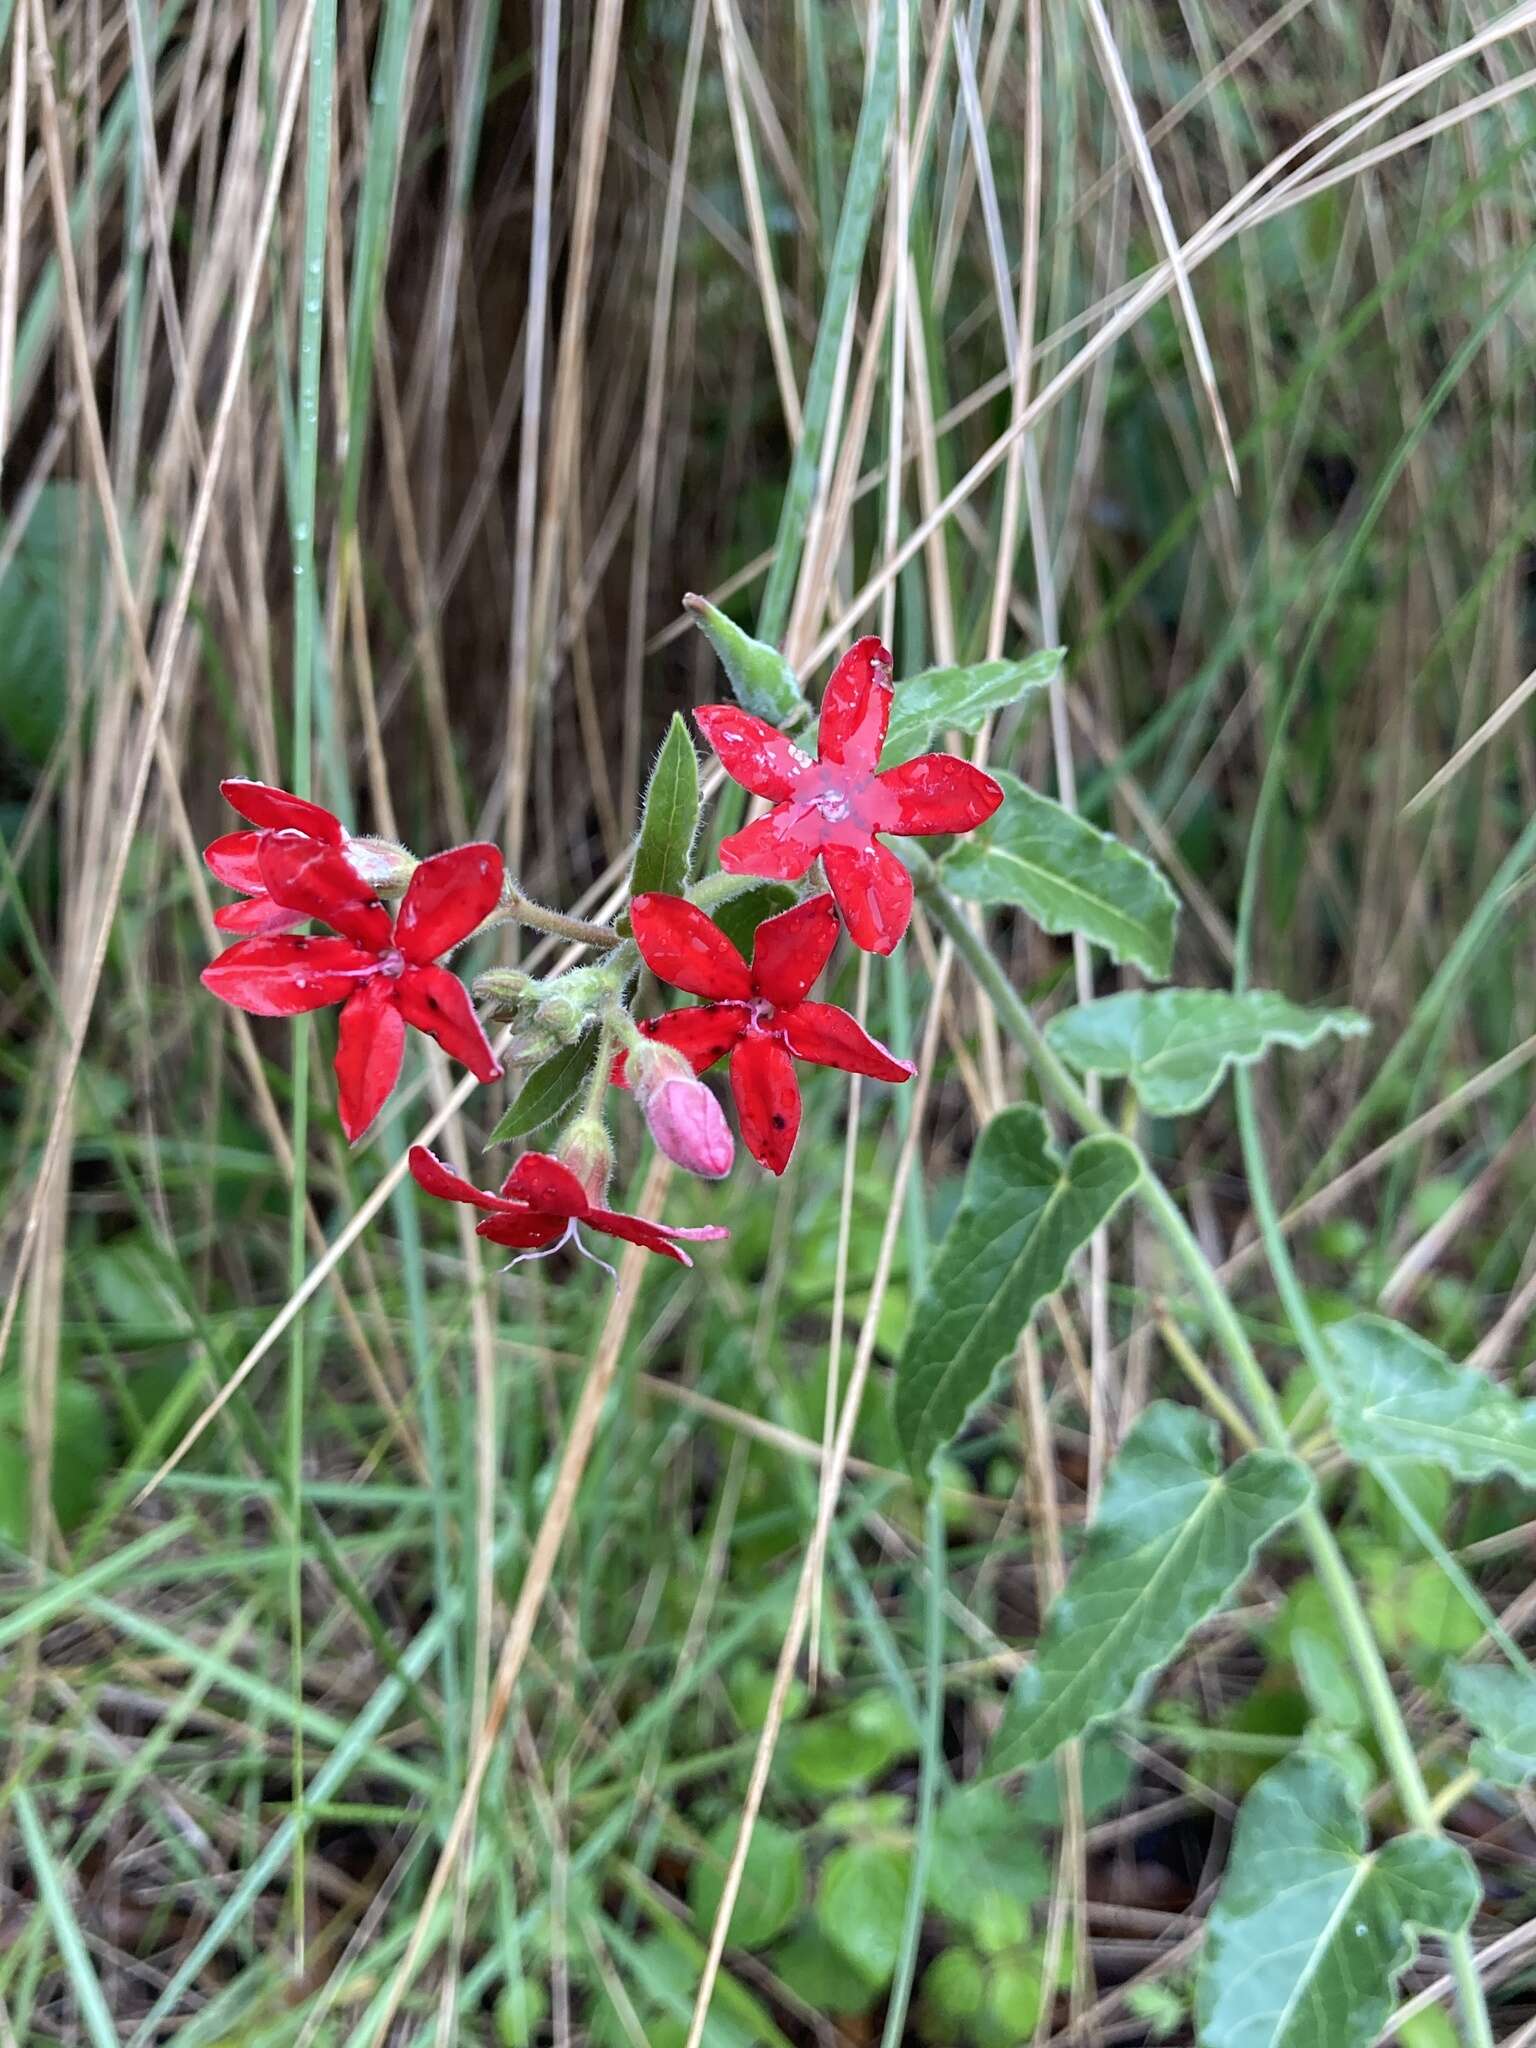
919 872 1492 2044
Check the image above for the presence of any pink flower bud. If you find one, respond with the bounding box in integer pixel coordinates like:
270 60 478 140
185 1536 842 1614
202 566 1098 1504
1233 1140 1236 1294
343 835 418 896
628 1040 734 1179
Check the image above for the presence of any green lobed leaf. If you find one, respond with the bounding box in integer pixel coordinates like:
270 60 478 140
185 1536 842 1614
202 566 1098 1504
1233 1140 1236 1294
879 650 1062 769
688 1817 805 1950
1448 1664 1536 1786
894 1107 1140 1478
0 1377 111 1546
988 1405 1310 1772
686 593 804 725
1045 987 1371 1115
1196 1754 1479 2048
485 1031 600 1146
629 712 701 903
816 1841 912 1990
1318 1314 1536 1484
940 772 1178 977
925 1782 1049 1943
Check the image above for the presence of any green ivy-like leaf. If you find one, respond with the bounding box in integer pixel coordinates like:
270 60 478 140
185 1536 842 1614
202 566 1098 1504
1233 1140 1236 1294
816 1842 911 1990
988 1405 1310 1772
0 1377 111 1546
1448 1664 1536 1786
940 773 1178 978
629 712 700 905
894 1107 1140 1478
686 593 803 725
1196 1754 1479 2048
1045 988 1371 1115
879 649 1061 768
485 1032 599 1146
1318 1315 1536 1484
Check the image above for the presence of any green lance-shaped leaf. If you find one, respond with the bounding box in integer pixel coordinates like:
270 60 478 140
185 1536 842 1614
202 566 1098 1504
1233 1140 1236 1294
486 1032 600 1146
1318 1314 1536 1484
1045 987 1371 1115
879 649 1062 769
940 773 1178 979
629 712 701 902
1449 1664 1536 1786
894 1106 1140 1477
988 1405 1310 1772
1196 1754 1479 2048
685 593 804 727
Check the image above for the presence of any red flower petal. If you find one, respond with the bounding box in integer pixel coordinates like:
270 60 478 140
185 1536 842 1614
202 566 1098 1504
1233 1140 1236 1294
613 1005 748 1087
213 895 302 935
817 638 893 774
204 829 266 892
729 1030 802 1174
395 964 503 1082
220 778 344 841
409 1143 513 1211
717 806 822 882
583 1207 720 1265
821 838 913 955
201 935 377 1016
780 999 916 1082
476 1210 567 1250
257 836 394 950
693 706 811 802
503 1153 589 1217
334 981 406 1142
877 755 1004 836
749 892 839 1009
395 843 504 965
630 894 753 1001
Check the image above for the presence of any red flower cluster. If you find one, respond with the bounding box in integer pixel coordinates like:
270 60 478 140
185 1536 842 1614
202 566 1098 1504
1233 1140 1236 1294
199 641 1006 1272
695 636 1001 954
620 892 913 1174
407 1144 727 1269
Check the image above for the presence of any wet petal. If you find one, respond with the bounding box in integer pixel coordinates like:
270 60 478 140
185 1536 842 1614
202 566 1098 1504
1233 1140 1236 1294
718 805 822 882
396 843 505 964
220 778 344 841
693 705 811 802
334 981 405 1142
396 964 503 1082
204 829 266 892
729 1031 802 1175
877 755 1004 836
409 1143 511 1211
201 935 377 1016
749 891 839 1008
780 999 916 1082
213 894 303 936
585 1206 729 1266
476 1210 567 1250
631 893 753 1001
503 1153 590 1217
257 835 394 950
817 638 893 774
821 837 914 955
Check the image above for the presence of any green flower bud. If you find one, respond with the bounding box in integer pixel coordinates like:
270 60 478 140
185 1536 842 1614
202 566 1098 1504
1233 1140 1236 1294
684 593 804 727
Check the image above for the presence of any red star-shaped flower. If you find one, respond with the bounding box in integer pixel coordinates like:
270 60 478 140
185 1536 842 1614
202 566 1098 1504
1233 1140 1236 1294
621 891 914 1174
204 779 412 935
694 636 1003 954
202 835 505 1142
408 1144 728 1270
